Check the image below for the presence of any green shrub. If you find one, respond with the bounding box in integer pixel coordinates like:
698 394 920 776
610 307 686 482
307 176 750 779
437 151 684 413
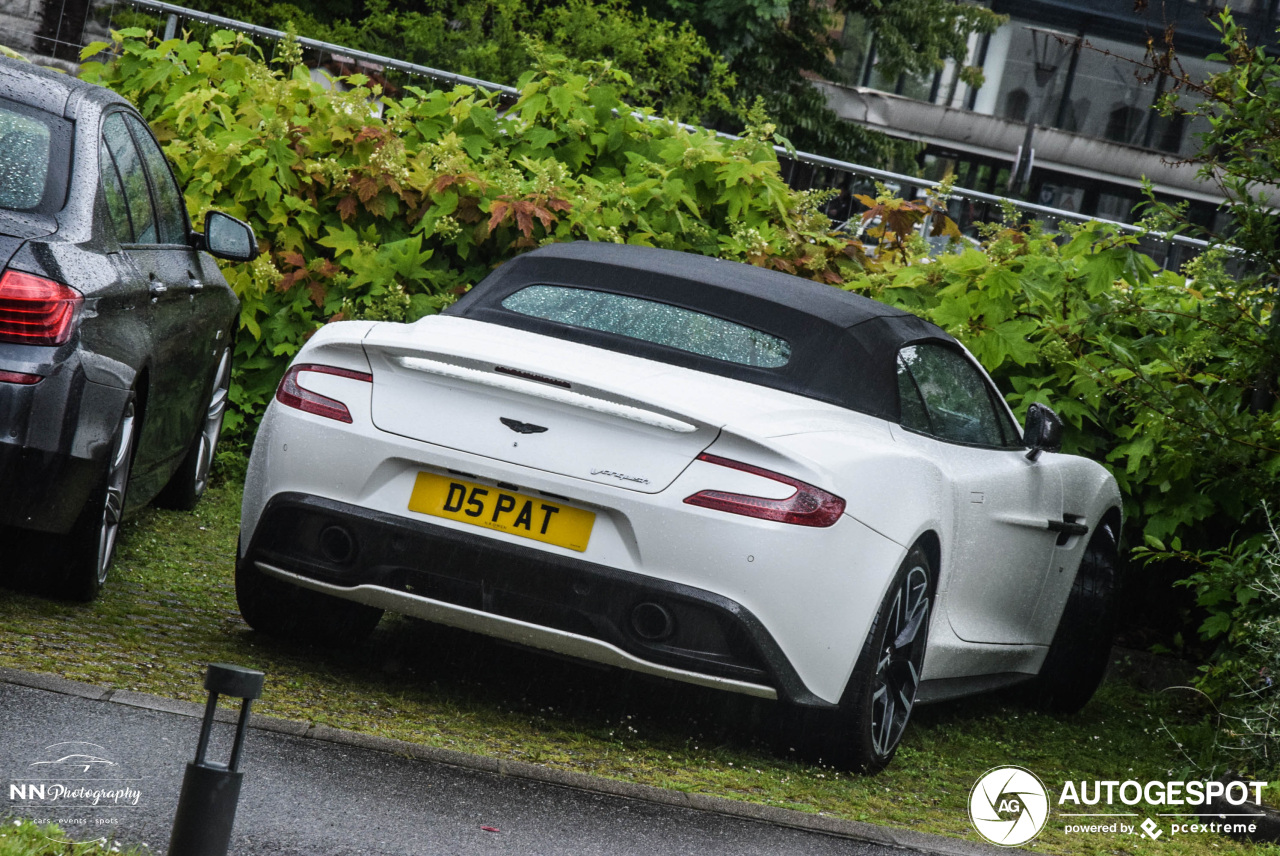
844 207 1278 548
1141 507 1280 777
81 30 1277 557
80 29 862 435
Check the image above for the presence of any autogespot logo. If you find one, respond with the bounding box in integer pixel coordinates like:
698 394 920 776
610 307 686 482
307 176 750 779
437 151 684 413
969 766 1051 847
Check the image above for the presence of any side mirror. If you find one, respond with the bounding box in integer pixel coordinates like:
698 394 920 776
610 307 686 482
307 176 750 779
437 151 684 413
1023 402 1064 461
202 211 258 262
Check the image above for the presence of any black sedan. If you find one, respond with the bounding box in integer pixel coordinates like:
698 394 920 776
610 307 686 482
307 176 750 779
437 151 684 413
0 56 256 599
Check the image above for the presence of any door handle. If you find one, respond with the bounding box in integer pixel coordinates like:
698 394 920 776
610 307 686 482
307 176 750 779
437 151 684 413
149 280 168 298
1047 519 1089 537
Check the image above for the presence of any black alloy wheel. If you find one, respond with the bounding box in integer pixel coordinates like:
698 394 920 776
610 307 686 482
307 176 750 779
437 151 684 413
1028 521 1120 713
58 397 137 601
156 346 230 510
867 554 931 760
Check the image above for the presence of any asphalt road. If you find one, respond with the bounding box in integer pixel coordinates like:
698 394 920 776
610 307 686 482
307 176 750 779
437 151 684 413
0 673 998 856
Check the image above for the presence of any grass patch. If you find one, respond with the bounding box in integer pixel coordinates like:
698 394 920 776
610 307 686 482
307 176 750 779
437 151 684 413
0 816 148 855
1 477 1277 856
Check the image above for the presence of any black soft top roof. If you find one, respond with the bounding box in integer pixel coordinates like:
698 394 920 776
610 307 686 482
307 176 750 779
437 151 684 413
446 242 956 420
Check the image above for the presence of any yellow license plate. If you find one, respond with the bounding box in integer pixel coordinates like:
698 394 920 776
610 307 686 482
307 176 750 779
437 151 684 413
408 472 595 552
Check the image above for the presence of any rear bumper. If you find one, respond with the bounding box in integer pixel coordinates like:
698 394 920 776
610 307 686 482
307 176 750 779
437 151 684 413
242 492 836 707
0 354 128 533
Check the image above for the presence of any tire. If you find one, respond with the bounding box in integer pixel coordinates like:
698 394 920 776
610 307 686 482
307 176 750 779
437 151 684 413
155 346 230 511
235 549 383 646
787 545 933 772
55 397 138 601
1028 521 1120 713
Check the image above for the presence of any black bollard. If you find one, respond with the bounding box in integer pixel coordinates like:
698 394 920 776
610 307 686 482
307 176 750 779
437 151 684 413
167 663 265 856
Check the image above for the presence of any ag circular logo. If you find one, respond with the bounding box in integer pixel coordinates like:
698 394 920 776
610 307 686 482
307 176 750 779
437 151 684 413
969 766 1050 847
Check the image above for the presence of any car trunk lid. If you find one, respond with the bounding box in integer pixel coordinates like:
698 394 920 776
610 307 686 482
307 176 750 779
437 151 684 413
364 316 733 493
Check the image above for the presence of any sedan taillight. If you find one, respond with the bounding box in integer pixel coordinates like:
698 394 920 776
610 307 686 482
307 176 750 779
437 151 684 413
0 370 42 384
683 453 846 527
0 270 83 345
276 363 372 423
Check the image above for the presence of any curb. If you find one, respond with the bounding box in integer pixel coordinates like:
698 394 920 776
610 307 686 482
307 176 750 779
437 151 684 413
0 666 1006 856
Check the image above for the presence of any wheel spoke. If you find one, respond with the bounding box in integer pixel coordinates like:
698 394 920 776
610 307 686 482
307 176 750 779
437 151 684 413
871 685 894 754
207 387 228 420
892 567 930 649
103 486 124 527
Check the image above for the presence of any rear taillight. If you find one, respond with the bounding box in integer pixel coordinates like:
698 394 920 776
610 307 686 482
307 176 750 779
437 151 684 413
0 270 83 345
276 363 372 423
0 370 42 384
683 453 846 527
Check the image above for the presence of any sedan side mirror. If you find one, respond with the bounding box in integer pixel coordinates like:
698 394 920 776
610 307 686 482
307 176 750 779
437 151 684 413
1023 402 1064 461
202 211 258 262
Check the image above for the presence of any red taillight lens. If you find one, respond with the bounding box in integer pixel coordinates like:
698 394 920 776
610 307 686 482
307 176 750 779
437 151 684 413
0 270 83 345
0 369 42 384
683 453 846 527
276 363 372 423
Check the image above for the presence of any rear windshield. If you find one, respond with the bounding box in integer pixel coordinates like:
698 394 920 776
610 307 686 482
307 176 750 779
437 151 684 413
0 97 71 214
502 284 792 368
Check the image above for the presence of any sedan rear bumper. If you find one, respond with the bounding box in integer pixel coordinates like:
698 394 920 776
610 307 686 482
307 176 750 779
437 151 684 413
242 492 837 708
0 365 128 533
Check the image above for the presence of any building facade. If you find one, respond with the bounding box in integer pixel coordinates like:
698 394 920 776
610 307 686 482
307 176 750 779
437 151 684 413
819 0 1280 228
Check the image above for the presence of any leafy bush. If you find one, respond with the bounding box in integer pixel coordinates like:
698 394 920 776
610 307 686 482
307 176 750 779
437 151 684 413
80 29 863 435
844 206 1278 548
81 29 1276 557
177 0 735 123
1144 507 1280 777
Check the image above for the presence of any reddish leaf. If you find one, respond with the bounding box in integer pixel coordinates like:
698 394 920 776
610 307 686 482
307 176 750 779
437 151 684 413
352 177 380 204
308 281 326 307
336 195 359 222
487 199 511 234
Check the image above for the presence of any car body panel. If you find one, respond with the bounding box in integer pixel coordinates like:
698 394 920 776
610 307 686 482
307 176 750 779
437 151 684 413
240 243 1122 712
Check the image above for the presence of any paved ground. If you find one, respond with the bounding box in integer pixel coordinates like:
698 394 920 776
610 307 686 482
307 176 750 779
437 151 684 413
0 669 1003 856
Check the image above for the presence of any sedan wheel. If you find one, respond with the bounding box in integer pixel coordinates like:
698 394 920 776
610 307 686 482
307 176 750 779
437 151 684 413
57 398 137 601
156 347 230 510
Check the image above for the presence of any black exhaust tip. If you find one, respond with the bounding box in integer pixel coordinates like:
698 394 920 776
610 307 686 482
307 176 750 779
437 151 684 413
318 524 357 565
631 602 675 641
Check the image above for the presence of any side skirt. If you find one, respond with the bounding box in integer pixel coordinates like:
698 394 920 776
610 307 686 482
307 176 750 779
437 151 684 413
915 672 1035 705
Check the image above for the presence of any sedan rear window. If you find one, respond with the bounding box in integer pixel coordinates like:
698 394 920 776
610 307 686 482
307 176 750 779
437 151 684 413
502 284 792 368
0 98 69 214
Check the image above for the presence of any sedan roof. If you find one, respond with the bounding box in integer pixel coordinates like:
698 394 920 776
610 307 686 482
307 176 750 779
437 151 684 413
0 55 130 117
447 242 956 421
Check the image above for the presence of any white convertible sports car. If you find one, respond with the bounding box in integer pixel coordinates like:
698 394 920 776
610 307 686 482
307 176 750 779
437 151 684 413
238 242 1122 771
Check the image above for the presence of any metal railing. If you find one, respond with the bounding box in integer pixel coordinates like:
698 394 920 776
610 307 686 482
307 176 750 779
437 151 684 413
8 0 1216 269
